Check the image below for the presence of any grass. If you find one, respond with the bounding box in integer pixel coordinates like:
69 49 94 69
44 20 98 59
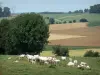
41 49 100 57
0 13 100 27
0 55 100 75
43 45 100 57
45 45 100 51
41 13 100 27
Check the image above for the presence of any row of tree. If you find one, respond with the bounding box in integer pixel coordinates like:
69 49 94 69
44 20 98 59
68 9 89 14
49 17 88 24
68 4 100 14
0 13 49 55
0 7 11 17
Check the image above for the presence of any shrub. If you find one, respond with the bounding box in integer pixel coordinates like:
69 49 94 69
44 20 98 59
52 45 69 56
80 18 88 22
73 20 76 23
94 51 100 57
84 50 100 57
69 21 72 23
63 21 67 24
49 18 55 24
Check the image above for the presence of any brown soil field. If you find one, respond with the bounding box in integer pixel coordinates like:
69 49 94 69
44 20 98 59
48 23 100 46
49 23 88 31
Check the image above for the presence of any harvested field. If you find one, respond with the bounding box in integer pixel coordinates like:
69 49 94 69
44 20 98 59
48 34 86 41
49 23 88 31
49 23 100 46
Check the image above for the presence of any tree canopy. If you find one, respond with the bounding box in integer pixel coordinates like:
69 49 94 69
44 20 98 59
0 13 49 55
0 19 10 54
0 6 11 17
90 4 100 13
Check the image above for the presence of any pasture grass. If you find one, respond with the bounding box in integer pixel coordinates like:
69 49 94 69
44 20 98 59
41 49 100 57
0 55 100 75
41 13 100 27
45 45 100 51
0 13 100 27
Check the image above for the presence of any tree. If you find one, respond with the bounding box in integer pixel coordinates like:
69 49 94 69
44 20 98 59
84 50 100 57
74 10 79 13
80 18 88 22
63 21 67 24
69 21 72 23
90 4 100 13
73 20 76 23
49 18 55 24
78 10 83 13
0 7 2 17
3 7 11 17
0 19 9 54
84 9 89 13
6 13 49 54
52 45 69 56
68 11 72 14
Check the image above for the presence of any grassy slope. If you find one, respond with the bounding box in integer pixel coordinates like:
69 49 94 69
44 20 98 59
45 45 100 51
41 13 100 27
0 13 100 26
0 55 100 75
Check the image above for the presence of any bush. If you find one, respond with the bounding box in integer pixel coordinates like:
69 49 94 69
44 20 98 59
63 21 67 24
94 51 100 57
5 13 49 55
84 50 100 57
73 20 76 23
80 18 88 22
69 21 72 23
52 45 69 56
49 18 55 24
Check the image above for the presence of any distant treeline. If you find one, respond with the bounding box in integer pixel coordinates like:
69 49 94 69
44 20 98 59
90 4 100 13
69 4 100 14
39 12 66 14
39 4 100 14
0 7 11 17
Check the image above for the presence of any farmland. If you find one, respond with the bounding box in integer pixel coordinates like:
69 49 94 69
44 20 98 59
48 23 100 46
42 13 100 27
0 13 100 75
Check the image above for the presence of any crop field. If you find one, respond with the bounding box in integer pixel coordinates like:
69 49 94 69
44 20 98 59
48 22 100 46
0 55 100 75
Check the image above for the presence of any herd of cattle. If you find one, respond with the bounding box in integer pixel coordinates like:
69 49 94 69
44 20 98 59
8 54 91 70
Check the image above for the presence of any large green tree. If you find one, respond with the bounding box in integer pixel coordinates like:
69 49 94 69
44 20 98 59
0 19 9 54
6 13 49 54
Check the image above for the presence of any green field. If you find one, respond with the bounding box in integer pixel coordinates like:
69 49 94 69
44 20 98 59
41 13 100 27
0 13 100 27
44 45 100 51
0 55 100 75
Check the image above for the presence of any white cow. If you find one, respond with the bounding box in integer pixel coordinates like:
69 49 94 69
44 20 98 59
8 57 12 60
67 62 74 67
19 54 25 59
61 56 66 60
73 60 78 65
